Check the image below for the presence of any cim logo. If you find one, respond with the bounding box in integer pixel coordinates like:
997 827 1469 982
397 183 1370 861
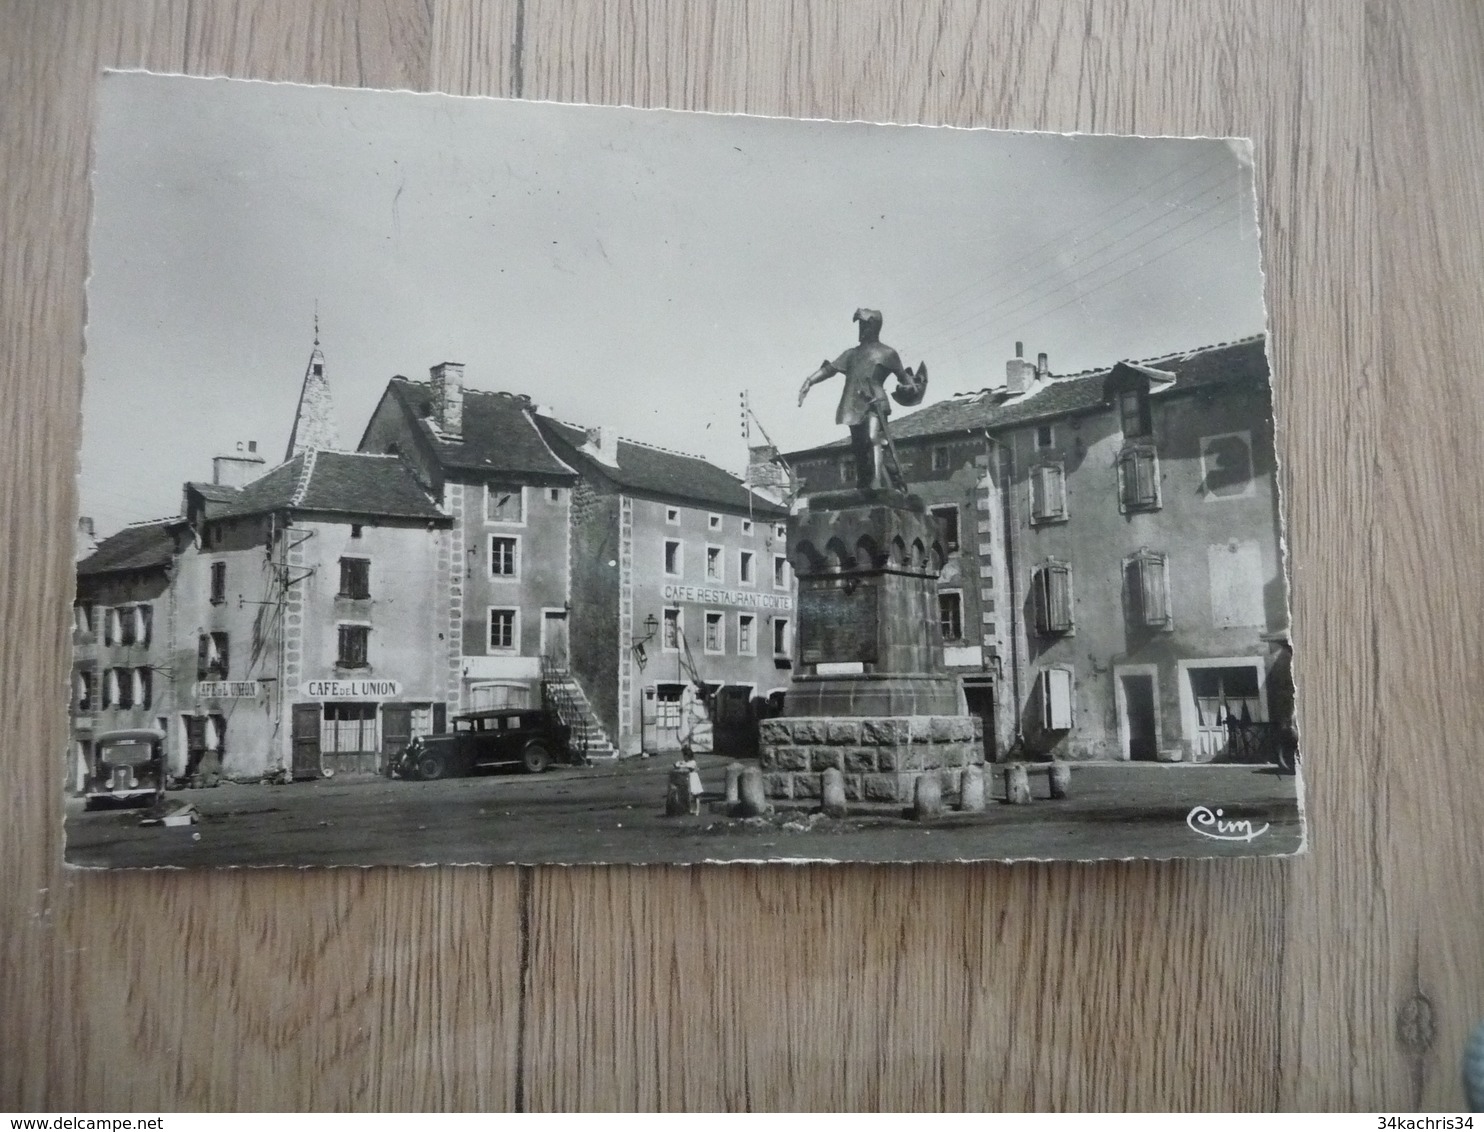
302 679 402 700
1185 805 1270 843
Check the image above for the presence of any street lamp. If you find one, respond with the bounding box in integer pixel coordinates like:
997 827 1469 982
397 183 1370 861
631 613 660 669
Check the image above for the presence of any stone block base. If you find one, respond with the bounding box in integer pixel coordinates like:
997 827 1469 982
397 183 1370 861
759 714 985 805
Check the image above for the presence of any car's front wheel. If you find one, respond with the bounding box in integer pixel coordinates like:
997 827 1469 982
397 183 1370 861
416 751 450 780
521 742 552 774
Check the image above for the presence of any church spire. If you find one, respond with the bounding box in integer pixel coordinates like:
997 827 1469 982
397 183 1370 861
285 310 341 461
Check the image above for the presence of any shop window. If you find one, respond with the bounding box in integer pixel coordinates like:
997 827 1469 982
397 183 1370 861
1119 389 1152 438
197 632 229 679
1125 549 1173 629
1039 667 1074 730
1032 560 1074 635
322 703 377 754
339 557 370 599
337 624 370 669
210 561 227 605
1030 463 1067 524
930 505 961 551
488 608 518 652
486 484 525 523
938 591 964 641
1118 446 1161 512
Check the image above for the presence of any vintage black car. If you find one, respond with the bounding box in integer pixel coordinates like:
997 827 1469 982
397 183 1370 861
84 727 168 809
394 708 569 781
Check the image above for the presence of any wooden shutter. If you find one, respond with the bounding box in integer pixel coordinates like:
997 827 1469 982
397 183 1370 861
197 634 209 678
1041 668 1073 730
1032 464 1066 521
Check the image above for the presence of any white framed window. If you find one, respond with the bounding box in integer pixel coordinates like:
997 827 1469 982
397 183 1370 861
485 484 525 524
661 607 682 652
773 554 790 590
737 613 756 656
741 519 753 535
929 505 961 552
489 535 520 580
1039 667 1074 731
738 550 755 586
487 607 520 652
938 590 964 641
774 523 787 541
708 513 723 532
705 544 724 582
663 539 683 577
704 610 725 654
1199 431 1256 500
1030 463 1068 524
665 506 680 525
1034 424 1055 451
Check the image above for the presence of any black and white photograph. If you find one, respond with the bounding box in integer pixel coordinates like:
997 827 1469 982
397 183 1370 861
67 71 1301 866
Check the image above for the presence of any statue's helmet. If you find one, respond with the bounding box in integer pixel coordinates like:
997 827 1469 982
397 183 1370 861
852 308 883 334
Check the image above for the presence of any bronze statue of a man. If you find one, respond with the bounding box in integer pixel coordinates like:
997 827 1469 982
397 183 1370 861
797 308 927 492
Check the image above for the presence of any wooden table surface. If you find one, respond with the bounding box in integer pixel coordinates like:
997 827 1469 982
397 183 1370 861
3 0 1482 1112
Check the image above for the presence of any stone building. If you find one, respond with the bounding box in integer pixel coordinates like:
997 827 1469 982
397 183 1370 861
71 520 180 791
785 335 1291 764
534 418 792 756
358 361 792 757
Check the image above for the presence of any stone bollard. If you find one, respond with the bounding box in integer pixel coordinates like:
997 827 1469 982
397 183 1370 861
821 768 848 818
913 772 943 820
724 762 744 807
1004 763 1031 805
958 764 986 812
1048 762 1071 799
739 765 769 817
665 767 692 816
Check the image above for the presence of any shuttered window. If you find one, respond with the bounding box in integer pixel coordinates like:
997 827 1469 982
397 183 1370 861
197 632 229 679
1125 549 1173 629
1118 446 1161 512
1030 463 1067 523
1033 560 1074 635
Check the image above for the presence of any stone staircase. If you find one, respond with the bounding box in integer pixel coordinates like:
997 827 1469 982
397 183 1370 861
540 659 618 761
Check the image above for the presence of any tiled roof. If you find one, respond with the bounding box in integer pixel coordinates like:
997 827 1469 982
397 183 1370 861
77 520 178 577
538 416 789 517
205 451 448 522
786 335 1270 457
387 379 577 480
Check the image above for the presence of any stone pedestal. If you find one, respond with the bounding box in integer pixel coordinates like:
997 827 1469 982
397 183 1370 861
760 488 985 806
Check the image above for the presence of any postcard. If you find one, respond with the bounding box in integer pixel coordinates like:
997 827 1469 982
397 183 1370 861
66 72 1301 865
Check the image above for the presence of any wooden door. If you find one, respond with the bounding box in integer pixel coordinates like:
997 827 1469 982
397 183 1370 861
542 610 570 667
1121 675 1158 760
291 702 321 780
381 705 413 773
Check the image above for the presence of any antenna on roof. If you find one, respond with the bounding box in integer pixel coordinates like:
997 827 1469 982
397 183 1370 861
313 300 320 347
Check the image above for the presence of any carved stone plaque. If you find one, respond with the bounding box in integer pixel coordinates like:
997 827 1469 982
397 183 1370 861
798 575 878 664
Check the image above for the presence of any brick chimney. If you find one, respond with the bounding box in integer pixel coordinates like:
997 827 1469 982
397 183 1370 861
1005 341 1037 396
583 425 619 466
429 362 465 439
213 440 266 487
746 444 792 503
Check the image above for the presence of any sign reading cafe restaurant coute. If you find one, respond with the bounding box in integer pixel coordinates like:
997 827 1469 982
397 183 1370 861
660 584 793 611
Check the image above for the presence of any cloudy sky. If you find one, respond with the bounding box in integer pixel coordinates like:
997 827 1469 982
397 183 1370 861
82 72 1267 536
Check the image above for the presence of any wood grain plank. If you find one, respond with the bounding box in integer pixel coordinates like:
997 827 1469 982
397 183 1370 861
0 0 527 1113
